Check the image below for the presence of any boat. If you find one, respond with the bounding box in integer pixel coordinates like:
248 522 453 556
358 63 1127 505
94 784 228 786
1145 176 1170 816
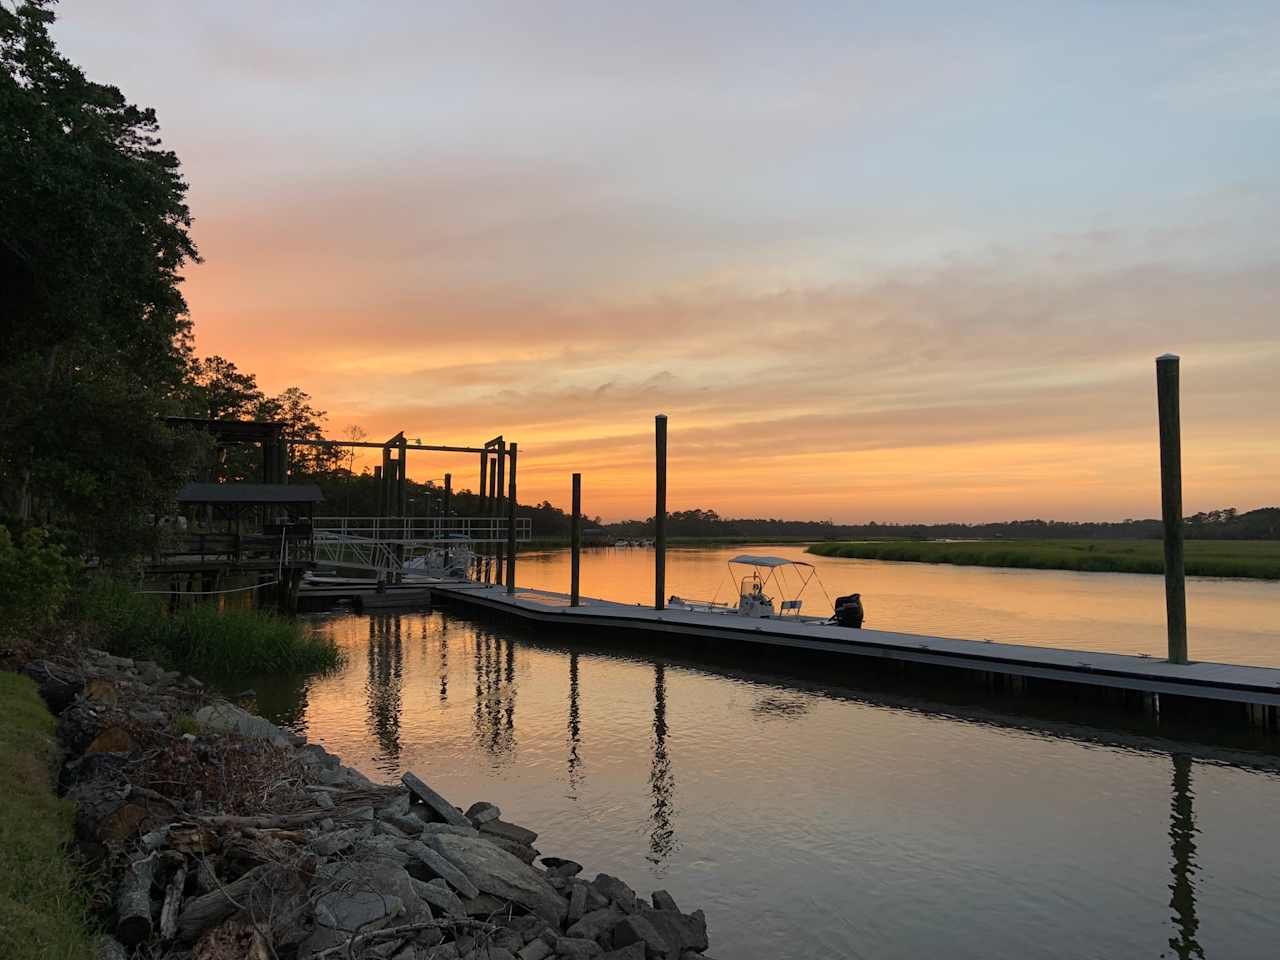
667 554 864 627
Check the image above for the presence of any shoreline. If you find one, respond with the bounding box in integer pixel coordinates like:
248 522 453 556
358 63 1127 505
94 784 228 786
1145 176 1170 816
807 538 1280 580
11 647 718 960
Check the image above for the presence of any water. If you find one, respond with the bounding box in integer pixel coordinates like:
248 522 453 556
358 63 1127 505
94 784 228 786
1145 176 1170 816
256 548 1280 959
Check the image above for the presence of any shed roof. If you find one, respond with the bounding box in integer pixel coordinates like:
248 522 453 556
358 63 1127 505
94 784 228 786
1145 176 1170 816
176 482 323 505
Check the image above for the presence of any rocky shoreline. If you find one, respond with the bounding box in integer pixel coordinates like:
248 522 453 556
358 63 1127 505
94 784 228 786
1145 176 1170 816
20 650 718 960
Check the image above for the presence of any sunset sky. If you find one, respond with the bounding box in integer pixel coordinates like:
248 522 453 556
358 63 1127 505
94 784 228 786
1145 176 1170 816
54 2 1279 522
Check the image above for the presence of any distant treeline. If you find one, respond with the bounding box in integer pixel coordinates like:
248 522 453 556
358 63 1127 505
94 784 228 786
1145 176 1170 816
604 507 1280 541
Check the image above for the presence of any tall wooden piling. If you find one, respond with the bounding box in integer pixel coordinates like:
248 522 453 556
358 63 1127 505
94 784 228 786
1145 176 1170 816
494 442 506 586
570 472 581 606
655 414 667 610
443 473 451 519
1157 354 1188 665
505 442 518 593
477 451 489 581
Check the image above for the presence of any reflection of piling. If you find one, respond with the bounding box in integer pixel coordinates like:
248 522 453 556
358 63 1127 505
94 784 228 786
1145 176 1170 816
1156 355 1188 664
654 414 667 610
567 652 582 795
570 473 581 606
1168 753 1203 959
366 614 404 766
648 661 675 863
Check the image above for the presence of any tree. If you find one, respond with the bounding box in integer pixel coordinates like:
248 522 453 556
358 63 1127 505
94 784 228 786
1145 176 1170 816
0 0 202 557
253 386 340 478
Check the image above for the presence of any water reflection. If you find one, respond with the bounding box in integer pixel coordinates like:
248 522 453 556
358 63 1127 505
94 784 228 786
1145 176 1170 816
649 661 677 866
366 615 404 768
1167 753 1204 960
438 619 449 702
567 652 583 798
473 631 517 760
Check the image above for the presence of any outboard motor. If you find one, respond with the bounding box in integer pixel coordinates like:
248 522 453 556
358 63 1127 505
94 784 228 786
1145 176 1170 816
833 593 864 628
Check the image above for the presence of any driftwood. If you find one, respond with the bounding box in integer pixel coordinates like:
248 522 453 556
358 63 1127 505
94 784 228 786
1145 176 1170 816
115 852 157 945
159 863 187 940
176 863 275 942
310 919 498 960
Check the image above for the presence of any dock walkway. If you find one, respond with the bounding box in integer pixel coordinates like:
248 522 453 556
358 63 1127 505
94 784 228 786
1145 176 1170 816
430 582 1280 713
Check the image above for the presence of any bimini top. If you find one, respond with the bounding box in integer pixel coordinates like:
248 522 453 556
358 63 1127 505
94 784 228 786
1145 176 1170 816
728 554 814 569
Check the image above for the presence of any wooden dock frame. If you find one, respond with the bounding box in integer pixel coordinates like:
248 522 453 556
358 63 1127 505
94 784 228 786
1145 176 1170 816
428 581 1280 732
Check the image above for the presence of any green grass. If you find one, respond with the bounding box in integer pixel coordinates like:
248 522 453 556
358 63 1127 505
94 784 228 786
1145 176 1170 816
806 539 1280 580
75 579 344 679
0 673 96 960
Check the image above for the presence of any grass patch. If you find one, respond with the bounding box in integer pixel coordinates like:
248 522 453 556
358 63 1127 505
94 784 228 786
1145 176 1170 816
0 673 95 960
806 539 1280 580
75 579 344 679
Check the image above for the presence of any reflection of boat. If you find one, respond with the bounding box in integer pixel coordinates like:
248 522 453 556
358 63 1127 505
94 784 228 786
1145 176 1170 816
667 555 864 628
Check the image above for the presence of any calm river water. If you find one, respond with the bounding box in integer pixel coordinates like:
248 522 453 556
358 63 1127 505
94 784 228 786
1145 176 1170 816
256 547 1280 959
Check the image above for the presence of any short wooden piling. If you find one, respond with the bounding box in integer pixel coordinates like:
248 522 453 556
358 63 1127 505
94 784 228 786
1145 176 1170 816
505 442 518 593
655 414 667 610
570 472 582 606
1157 354 1188 665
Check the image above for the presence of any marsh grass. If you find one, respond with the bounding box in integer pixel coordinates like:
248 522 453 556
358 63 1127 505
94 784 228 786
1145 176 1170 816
806 539 1280 580
0 673 96 960
76 579 343 678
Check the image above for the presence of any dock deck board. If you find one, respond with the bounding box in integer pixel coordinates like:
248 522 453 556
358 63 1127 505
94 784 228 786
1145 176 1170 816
430 582 1280 708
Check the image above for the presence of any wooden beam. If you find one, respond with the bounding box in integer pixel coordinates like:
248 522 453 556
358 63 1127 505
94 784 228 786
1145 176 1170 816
505 443 518 593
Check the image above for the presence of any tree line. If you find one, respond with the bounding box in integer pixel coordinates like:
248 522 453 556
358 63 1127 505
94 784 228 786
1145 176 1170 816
605 507 1280 541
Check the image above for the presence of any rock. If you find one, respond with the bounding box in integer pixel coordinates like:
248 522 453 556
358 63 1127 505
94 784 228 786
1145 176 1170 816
479 818 538 846
376 791 411 819
650 891 679 913
584 884 609 912
193 701 298 747
83 677 119 706
412 878 466 918
426 834 567 924
376 819 410 839
567 906 624 943
315 890 404 930
350 806 376 821
485 949 518 960
610 915 671 959
641 911 708 955
85 726 134 755
555 937 603 959
419 821 480 838
567 882 588 923
382 813 424 836
466 800 502 825
601 946 646 960
315 791 335 810
463 892 511 917
310 828 361 856
591 875 638 914
95 936 129 960
490 928 526 952
300 743 342 768
504 914 548 944
399 839 481 899
542 857 584 879
518 940 553 960
402 771 472 827
484 835 540 864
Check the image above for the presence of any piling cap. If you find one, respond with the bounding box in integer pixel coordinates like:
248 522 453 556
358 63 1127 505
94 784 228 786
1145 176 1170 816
1156 353 1180 362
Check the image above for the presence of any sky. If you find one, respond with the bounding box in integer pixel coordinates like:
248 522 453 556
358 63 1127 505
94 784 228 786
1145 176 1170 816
52 1 1280 522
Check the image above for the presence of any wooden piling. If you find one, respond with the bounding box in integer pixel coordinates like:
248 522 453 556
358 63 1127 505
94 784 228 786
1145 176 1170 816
1157 354 1188 665
655 414 667 610
477 450 488 581
443 473 451 519
374 464 384 518
494 441 506 586
570 473 581 606
505 442 518 594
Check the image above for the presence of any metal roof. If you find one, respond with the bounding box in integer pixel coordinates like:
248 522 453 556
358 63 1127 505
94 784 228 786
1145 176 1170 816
728 554 814 568
176 482 324 505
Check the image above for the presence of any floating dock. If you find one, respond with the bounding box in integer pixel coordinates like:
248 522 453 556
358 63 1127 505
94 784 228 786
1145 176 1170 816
430 581 1280 725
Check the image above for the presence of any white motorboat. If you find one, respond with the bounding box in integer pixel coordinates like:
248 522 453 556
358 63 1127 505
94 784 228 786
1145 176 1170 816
667 554 864 627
